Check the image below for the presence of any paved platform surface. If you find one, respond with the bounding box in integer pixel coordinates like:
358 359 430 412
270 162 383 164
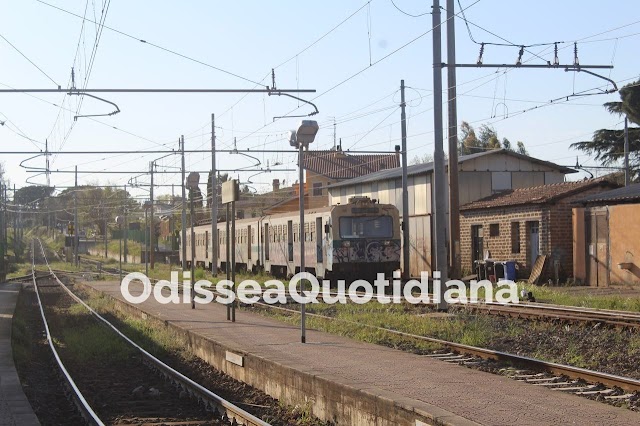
0 282 39 426
85 280 640 426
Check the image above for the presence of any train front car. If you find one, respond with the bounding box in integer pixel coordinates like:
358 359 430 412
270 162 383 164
329 196 401 282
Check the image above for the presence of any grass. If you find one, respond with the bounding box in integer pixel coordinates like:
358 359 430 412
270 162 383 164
517 282 640 312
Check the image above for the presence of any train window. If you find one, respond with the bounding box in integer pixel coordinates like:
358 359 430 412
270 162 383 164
339 216 393 239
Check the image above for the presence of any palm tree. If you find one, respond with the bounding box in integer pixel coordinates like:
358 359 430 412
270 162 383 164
571 79 640 178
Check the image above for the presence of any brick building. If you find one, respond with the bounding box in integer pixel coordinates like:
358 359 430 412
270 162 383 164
459 178 618 282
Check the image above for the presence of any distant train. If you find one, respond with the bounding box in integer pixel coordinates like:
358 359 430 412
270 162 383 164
180 196 401 280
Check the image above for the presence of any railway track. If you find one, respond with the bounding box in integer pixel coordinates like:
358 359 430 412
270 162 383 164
32 239 271 426
467 301 640 329
249 301 640 401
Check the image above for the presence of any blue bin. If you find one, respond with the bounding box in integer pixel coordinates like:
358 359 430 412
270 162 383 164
505 261 517 281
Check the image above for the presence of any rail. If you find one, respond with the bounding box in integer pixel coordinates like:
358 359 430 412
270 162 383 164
36 239 271 426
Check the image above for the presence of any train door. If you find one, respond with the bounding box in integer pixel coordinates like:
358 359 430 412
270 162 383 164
205 230 209 264
264 223 270 261
247 225 252 260
287 220 294 262
316 217 323 263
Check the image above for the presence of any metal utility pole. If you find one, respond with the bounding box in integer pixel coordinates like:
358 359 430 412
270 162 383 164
13 185 16 258
104 212 108 258
181 136 187 271
400 80 410 280
0 184 4 282
231 199 236 322
446 0 461 279
124 185 128 263
150 161 155 269
144 209 149 276
299 143 306 343
211 113 218 275
624 117 630 186
74 166 79 267
226 202 231 321
432 0 448 309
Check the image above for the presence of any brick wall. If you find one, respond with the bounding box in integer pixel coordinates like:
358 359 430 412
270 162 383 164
460 185 616 282
460 205 544 279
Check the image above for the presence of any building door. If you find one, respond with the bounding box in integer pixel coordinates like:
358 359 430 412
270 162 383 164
528 221 539 267
471 225 483 266
586 211 609 287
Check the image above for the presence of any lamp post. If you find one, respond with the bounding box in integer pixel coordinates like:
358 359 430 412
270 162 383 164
115 215 124 281
289 120 319 344
186 172 200 310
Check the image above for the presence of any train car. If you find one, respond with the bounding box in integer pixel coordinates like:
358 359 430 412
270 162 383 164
181 196 401 281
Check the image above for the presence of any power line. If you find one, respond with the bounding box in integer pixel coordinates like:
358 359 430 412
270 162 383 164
36 0 266 87
389 0 430 18
0 33 60 87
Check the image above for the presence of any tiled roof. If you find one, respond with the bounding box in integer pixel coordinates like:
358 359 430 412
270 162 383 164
302 150 399 179
329 148 577 189
576 182 640 205
460 178 618 211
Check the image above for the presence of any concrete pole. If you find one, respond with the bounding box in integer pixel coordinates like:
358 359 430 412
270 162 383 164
432 0 448 310
211 113 218 275
181 136 187 271
13 185 16 258
624 117 630 186
74 166 78 267
150 161 155 269
400 80 410 280
299 144 306 343
446 0 461 279
104 213 107 258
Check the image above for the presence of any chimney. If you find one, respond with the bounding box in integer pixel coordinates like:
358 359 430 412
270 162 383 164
272 179 280 192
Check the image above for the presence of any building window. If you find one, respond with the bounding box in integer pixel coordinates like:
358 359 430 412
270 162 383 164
313 182 322 196
511 222 520 253
489 223 500 237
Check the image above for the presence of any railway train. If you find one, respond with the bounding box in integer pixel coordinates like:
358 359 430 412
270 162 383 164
180 196 401 280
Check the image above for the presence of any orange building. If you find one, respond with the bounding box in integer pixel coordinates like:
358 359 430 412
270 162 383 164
573 183 640 286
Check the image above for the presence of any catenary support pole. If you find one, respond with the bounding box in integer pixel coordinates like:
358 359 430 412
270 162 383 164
446 0 461 279
400 80 410 280
211 113 218 275
226 203 230 321
74 166 78 267
231 200 236 322
150 162 155 269
181 136 187 271
299 144 306 343
124 185 128 263
432 0 448 310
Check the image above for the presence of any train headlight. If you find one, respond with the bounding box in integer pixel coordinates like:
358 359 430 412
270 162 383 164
342 241 351 248
383 240 391 246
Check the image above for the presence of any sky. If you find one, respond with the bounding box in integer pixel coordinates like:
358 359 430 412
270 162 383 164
0 0 638 201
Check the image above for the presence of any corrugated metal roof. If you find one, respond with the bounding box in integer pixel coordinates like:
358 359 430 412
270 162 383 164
460 178 617 211
302 150 399 179
576 182 640 204
329 149 577 189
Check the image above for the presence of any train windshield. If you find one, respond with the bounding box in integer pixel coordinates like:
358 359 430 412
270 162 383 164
339 216 393 239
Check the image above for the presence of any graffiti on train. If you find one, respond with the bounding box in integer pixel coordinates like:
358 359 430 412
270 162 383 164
332 240 401 263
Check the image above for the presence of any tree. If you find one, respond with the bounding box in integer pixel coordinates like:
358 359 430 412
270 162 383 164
571 79 640 178
14 186 54 209
458 121 528 155
516 141 528 156
410 153 433 165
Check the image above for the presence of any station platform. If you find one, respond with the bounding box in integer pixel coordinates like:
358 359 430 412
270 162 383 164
0 282 39 426
81 280 639 426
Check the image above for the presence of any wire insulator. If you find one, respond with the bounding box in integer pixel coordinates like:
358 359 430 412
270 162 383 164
516 46 524 66
573 42 579 66
477 43 485 65
553 42 559 66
